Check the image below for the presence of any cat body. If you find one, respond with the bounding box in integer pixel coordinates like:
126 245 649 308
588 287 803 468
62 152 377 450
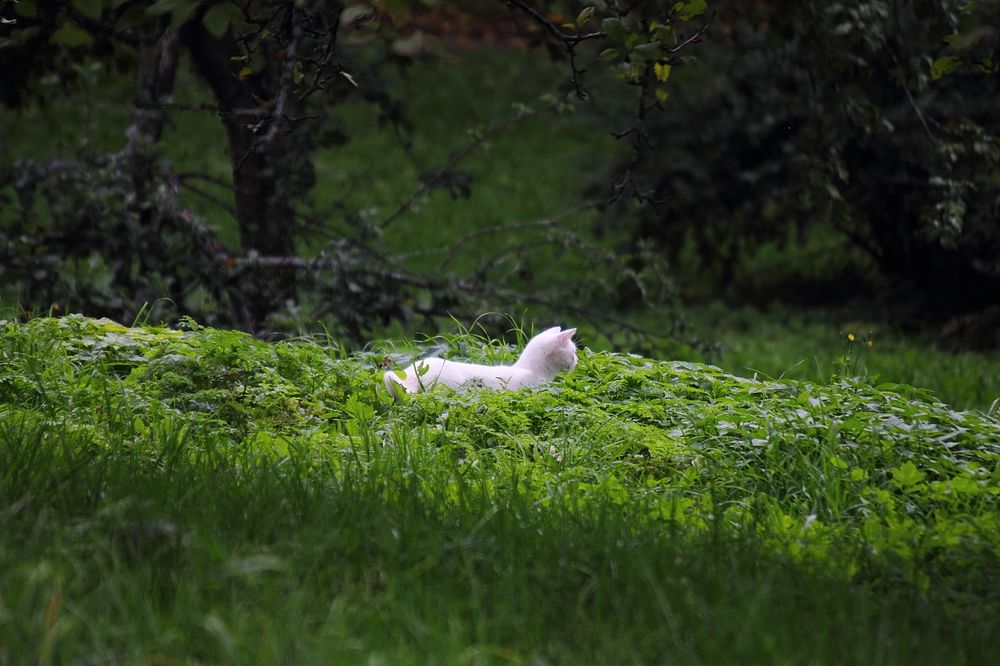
384 326 577 398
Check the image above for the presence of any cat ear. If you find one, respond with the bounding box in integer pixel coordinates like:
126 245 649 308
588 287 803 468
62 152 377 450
558 328 576 345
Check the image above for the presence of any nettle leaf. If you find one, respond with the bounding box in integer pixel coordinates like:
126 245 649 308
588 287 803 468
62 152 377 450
930 55 962 80
202 2 243 40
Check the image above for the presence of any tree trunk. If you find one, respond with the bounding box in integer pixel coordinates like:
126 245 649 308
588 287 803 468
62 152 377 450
118 19 181 301
180 6 336 328
125 19 179 153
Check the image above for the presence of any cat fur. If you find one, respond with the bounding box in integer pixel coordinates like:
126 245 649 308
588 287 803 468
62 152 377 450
384 326 577 399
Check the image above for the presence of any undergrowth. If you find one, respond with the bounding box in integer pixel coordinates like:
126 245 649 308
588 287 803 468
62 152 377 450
1 316 998 664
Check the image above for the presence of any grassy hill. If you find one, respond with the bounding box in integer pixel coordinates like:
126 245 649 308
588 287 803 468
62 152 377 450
2 315 998 663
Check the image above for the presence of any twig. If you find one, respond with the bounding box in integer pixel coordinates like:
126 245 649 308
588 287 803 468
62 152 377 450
504 0 604 98
438 201 599 270
376 110 529 232
668 12 715 54
132 101 224 113
260 4 306 149
178 181 237 218
176 171 235 190
902 84 936 143
503 0 603 44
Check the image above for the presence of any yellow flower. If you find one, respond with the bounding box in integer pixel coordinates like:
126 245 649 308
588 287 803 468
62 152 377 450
847 333 855 342
866 340 873 348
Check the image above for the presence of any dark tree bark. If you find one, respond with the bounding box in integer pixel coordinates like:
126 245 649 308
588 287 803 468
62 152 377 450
115 19 181 300
0 0 59 107
180 22 294 258
125 19 179 152
179 2 342 327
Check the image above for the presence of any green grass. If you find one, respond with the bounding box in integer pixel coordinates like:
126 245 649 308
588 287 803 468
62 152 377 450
2 315 998 663
685 304 1000 412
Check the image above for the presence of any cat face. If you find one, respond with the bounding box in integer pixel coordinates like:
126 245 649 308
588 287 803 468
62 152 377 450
554 328 578 371
527 326 577 374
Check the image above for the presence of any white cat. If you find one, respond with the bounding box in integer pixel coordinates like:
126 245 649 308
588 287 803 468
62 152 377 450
384 326 578 398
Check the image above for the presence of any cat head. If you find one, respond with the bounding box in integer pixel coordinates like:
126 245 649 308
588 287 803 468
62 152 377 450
514 326 578 376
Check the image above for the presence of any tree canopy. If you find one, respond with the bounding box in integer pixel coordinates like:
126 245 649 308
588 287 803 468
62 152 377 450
1 0 997 342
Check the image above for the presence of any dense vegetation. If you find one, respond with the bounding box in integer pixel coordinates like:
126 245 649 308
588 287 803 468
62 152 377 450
2 315 998 662
0 0 712 334
2 3 999 661
629 0 1000 329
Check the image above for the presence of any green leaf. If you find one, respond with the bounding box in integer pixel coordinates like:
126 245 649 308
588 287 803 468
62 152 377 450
948 475 981 495
146 0 200 29
599 48 619 62
202 2 243 40
15 1 39 18
977 58 997 74
576 6 595 27
114 4 150 31
340 4 375 29
601 17 627 43
50 23 94 48
0 26 40 49
892 461 926 488
673 0 708 21
391 30 426 58
633 41 664 62
72 0 104 21
849 468 869 481
653 24 675 45
146 0 189 16
654 88 669 104
930 55 961 80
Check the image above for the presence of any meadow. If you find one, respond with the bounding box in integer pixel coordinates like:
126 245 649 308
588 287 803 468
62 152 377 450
3 42 1000 664
1 315 998 663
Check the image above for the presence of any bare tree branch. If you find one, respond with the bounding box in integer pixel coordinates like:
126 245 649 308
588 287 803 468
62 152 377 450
504 0 604 98
437 201 600 270
376 108 531 232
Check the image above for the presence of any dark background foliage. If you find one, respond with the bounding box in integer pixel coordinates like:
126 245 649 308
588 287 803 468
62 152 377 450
1 0 997 347
626 0 999 338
